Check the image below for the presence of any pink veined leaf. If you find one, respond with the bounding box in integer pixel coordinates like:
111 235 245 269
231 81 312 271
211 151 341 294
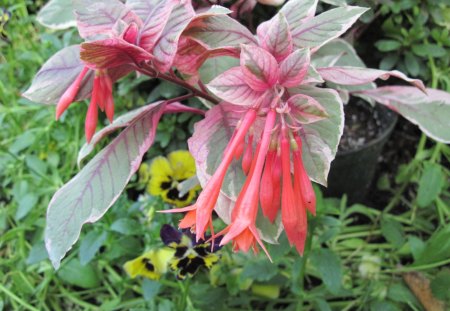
183 14 257 51
138 0 177 52
80 38 153 69
289 86 344 186
259 12 292 62
278 48 310 88
77 101 204 165
23 45 94 105
240 44 279 92
45 101 168 269
152 2 196 72
74 0 141 41
291 6 368 50
353 86 450 144
126 0 161 21
288 94 329 124
206 67 264 106
317 66 426 93
256 0 318 42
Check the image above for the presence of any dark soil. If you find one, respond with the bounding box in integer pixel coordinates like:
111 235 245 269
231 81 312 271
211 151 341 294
338 100 384 153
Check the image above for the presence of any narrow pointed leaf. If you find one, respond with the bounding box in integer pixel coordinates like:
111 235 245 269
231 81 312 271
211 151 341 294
138 0 176 51
74 0 140 40
257 0 318 39
279 48 310 88
317 66 425 92
45 102 167 269
152 2 195 72
184 14 257 50
312 38 366 68
80 38 152 69
126 0 160 21
207 67 264 106
354 86 450 143
288 94 329 124
303 65 324 84
290 86 344 186
240 45 279 91
23 45 94 105
259 13 292 62
292 6 368 49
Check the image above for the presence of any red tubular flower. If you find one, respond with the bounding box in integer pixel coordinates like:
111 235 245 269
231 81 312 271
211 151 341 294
271 149 282 219
55 66 89 120
281 127 307 255
294 135 316 215
260 142 276 222
219 109 276 257
242 131 253 175
164 109 258 241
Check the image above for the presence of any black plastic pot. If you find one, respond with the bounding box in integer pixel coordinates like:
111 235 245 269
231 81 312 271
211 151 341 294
323 101 398 204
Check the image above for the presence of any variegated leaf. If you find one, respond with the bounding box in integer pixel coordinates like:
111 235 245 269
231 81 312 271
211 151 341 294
74 0 140 40
288 94 329 124
152 2 195 72
258 12 292 62
138 0 175 52
45 101 167 269
240 45 279 91
184 14 257 50
317 66 426 92
354 86 450 143
290 86 344 186
291 6 368 49
126 0 161 21
80 38 152 69
279 48 310 88
207 67 264 106
23 45 94 105
37 0 76 30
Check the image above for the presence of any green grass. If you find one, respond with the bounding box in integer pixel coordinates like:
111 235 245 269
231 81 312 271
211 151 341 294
1 1 449 310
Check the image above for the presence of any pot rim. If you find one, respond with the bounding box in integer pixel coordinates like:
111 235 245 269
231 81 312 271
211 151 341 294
336 104 398 157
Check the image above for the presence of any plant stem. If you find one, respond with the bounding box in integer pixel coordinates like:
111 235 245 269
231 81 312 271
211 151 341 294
0 283 40 311
138 65 220 105
296 225 314 311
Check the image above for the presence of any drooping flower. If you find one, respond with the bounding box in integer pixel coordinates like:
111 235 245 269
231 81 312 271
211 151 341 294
166 21 328 256
160 224 222 280
143 150 199 207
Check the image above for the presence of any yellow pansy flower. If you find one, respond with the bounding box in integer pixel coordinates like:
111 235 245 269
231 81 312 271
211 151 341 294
144 150 198 207
123 248 175 280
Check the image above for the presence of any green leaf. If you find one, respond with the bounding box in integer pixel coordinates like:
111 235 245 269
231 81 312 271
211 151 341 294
310 248 343 294
417 163 444 208
370 301 401 311
241 260 278 282
15 193 38 221
412 44 447 57
387 282 419 306
381 217 405 248
26 241 49 265
408 235 425 261
413 224 450 266
405 52 420 76
142 279 162 301
57 258 100 289
430 269 450 301
79 230 107 265
110 219 142 235
379 54 399 71
375 40 402 52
